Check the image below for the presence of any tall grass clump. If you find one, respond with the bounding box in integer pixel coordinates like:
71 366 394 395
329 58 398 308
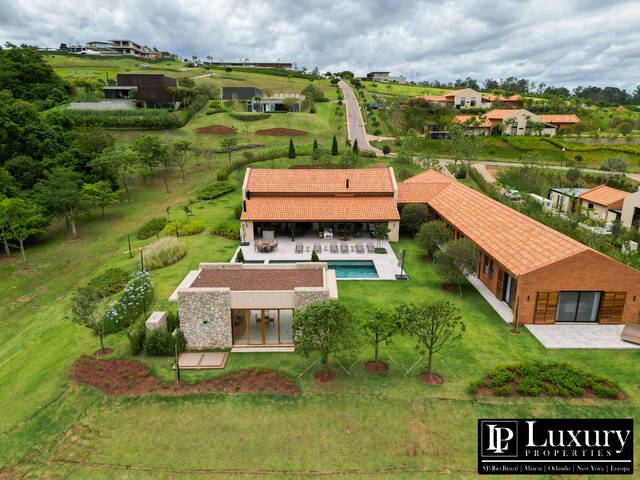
143 237 187 270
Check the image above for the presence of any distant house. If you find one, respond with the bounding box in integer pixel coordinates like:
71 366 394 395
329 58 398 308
102 74 179 108
222 87 304 112
60 39 152 58
415 88 522 110
365 72 407 84
577 185 630 222
211 61 293 70
549 187 590 213
621 190 640 229
539 114 582 130
451 109 579 136
222 87 263 101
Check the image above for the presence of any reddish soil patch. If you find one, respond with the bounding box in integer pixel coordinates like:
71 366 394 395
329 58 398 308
510 329 521 334
94 348 114 357
255 128 310 137
365 361 389 373
442 284 460 293
69 356 298 396
419 372 444 385
422 255 434 263
314 370 337 383
194 125 236 134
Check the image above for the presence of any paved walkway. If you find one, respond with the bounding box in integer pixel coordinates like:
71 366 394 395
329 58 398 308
338 80 382 155
526 324 640 349
466 275 513 323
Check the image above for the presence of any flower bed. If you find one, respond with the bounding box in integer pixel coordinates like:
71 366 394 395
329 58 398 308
102 271 154 334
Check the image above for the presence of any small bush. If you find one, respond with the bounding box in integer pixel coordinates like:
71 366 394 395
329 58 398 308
143 237 187 270
127 322 146 355
488 366 515 387
234 202 243 219
494 385 512 396
236 249 245 263
86 267 129 297
196 181 235 200
229 112 270 121
162 220 204 237
136 217 168 239
374 247 386 254
166 311 180 332
209 222 241 239
311 250 319 262
144 327 186 356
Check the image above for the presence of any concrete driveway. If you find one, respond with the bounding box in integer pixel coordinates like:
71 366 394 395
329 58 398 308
526 324 640 349
338 80 382 155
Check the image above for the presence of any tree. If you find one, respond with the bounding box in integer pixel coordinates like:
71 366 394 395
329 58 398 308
331 135 339 156
70 286 106 352
352 139 359 154
288 138 296 159
434 239 479 294
34 167 85 239
292 302 359 379
90 146 137 202
446 123 482 165
313 139 318 151
416 220 449 258
0 197 47 267
400 203 430 234
566 167 581 184
601 158 627 173
132 135 164 187
397 301 464 380
221 136 238 170
282 97 298 112
81 181 121 219
373 223 390 247
172 139 192 182
382 144 391 156
360 308 398 366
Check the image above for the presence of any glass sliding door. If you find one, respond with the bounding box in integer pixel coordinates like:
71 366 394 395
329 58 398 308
231 308 295 345
556 291 601 322
264 309 278 344
503 274 516 308
248 309 263 344
279 310 293 344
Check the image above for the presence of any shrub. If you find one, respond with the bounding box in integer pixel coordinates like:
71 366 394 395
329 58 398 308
144 327 186 356
311 250 319 262
196 181 235 200
234 202 243 219
127 322 146 355
162 220 204 237
374 247 386 254
209 222 241 239
494 385 512 396
229 112 270 121
400 203 430 234
86 268 129 297
236 248 245 263
136 217 168 240
101 271 154 334
488 366 515 387
143 237 187 270
166 311 180 332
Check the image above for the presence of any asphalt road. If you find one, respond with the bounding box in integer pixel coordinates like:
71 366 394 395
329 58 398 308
338 80 382 154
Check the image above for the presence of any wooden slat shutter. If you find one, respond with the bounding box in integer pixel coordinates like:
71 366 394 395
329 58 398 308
599 292 626 324
533 292 559 324
496 269 504 299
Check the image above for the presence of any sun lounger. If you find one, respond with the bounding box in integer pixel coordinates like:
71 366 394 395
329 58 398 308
295 241 303 254
330 241 338 253
366 241 375 253
356 242 364 253
313 242 321 252
340 243 348 253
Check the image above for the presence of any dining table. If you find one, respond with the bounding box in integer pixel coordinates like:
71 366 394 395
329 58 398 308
256 241 275 252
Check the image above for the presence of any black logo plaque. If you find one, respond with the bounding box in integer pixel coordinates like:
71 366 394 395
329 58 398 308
478 419 633 475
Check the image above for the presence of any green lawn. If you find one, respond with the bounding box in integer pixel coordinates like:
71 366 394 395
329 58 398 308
2 153 640 478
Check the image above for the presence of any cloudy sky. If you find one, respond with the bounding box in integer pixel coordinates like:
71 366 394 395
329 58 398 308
2 0 639 90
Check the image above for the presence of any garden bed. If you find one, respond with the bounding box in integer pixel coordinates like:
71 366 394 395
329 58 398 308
469 362 626 400
255 128 310 136
194 125 236 134
69 356 299 396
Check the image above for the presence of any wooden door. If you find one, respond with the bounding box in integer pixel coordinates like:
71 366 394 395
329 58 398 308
598 292 626 324
533 292 559 324
496 269 504 300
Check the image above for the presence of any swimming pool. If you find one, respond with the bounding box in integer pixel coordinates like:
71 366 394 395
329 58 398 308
269 260 379 279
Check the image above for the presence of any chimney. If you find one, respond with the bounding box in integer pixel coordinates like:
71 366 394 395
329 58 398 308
243 200 247 212
346 178 349 189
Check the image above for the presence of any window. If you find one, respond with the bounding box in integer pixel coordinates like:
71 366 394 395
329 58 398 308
503 273 516 307
489 260 494 279
470 97 476 106
460 97 465 106
556 291 601 323
483 255 489 275
588 203 594 209
510 122 518 135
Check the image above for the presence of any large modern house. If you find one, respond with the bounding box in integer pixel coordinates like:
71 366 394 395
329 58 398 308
451 109 580 136
365 72 408 84
236 167 640 326
416 88 523 110
222 87 304 112
102 74 179 108
577 185 630 222
60 39 152 58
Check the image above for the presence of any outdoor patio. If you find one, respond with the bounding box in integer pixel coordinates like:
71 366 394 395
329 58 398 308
526 324 640 349
232 235 405 280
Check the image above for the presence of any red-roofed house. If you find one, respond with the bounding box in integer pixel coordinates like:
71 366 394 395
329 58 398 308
451 109 569 136
415 88 522 110
577 185 631 222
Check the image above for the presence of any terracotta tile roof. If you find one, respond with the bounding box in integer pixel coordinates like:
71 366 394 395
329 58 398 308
192 268 323 291
539 114 581 124
485 109 521 120
240 196 400 222
483 94 522 102
578 184 630 208
397 182 451 203
414 95 449 102
245 168 394 194
400 170 589 275
451 115 492 128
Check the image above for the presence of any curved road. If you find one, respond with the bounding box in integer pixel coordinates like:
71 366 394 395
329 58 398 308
338 80 382 154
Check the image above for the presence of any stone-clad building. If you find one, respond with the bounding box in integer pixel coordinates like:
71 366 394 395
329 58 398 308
170 262 338 349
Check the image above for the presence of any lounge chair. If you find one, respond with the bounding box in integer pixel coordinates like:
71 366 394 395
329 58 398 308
263 230 275 242
295 241 303 254
330 241 338 253
340 243 348 253
313 242 321 252
366 241 375 253
356 242 364 253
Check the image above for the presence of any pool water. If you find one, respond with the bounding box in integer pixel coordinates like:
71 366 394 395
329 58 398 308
269 260 378 279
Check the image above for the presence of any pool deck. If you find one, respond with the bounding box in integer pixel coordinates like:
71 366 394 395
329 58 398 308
232 236 404 280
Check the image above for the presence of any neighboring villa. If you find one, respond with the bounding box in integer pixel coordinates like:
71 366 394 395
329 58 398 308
59 39 154 58
170 262 338 349
415 88 523 110
102 74 179 108
577 184 630 222
549 187 590 213
451 109 580 136
364 71 408 84
209 61 293 70
621 190 640 229
230 167 640 329
222 87 304 112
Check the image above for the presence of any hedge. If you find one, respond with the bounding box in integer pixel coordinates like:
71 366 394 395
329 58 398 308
229 112 271 121
162 220 204 237
543 137 640 155
210 222 241 240
102 271 154 334
86 267 129 297
196 181 235 200
136 217 168 239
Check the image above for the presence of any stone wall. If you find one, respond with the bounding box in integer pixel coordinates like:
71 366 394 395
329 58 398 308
177 288 232 349
294 287 331 311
